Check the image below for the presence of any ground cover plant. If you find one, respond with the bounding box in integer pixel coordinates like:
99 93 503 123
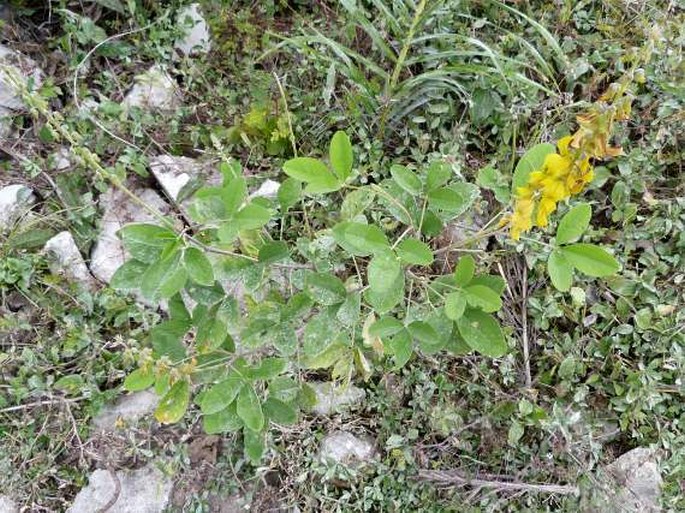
0 1 683 511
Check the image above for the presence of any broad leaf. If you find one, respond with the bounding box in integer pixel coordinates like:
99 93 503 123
463 285 502 313
369 316 404 338
454 255 475 286
456 309 507 357
332 222 390 256
111 259 148 290
183 247 214 286
200 374 244 414
426 161 452 190
547 249 573 291
444 291 466 320
512 143 555 192
368 251 402 294
396 238 433 266
365 271 404 314
278 177 302 211
118 224 176 263
556 203 592 244
305 272 347 305
155 380 190 424
247 357 286 380
236 385 264 432
258 241 290 264
203 402 243 434
390 165 422 196
263 397 297 425
385 328 412 369
141 251 188 300
561 244 620 277
124 367 154 392
329 130 353 180
243 427 265 463
221 177 247 214
282 157 340 194
234 203 271 231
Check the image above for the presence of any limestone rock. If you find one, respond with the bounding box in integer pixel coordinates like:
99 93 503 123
604 447 662 512
43 231 95 286
90 187 170 284
309 382 366 416
67 465 172 513
92 390 159 432
319 431 376 466
148 155 221 202
250 179 280 200
122 65 180 112
0 496 17 513
0 184 35 231
175 4 211 56
0 44 43 111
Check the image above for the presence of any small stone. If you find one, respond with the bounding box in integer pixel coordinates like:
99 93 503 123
249 179 280 200
122 65 180 112
67 464 172 513
605 447 662 512
309 382 366 416
51 147 72 171
92 390 159 432
319 431 376 466
0 496 17 513
0 184 35 231
175 4 211 56
90 187 170 284
43 231 95 286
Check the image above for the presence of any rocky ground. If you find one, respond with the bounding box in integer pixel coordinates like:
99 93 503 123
1 2 682 512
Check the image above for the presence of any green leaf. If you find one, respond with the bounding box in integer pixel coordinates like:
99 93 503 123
385 329 412 369
203 402 243 434
151 320 188 362
332 222 390 256
155 380 190 424
426 161 452 190
468 274 506 296
556 203 592 244
236 385 264 432
234 203 271 231
456 309 507 357
428 187 465 212
561 244 620 277
124 367 155 392
278 177 302 211
365 270 404 314
408 320 444 353
221 177 247 215
111 259 148 290
547 249 573 292
247 357 286 380
396 238 433 266
141 251 188 300
454 255 475 286
263 397 297 425
390 165 422 196
243 427 265 463
269 376 300 403
258 241 289 264
337 292 361 326
444 291 466 320
368 251 402 294
329 130 353 180
196 318 228 353
183 247 214 286
200 374 244 414
463 285 502 313
118 224 176 263
305 272 347 305
303 340 349 370
512 143 555 192
54 374 84 394
369 316 404 338
282 157 340 194
340 187 376 221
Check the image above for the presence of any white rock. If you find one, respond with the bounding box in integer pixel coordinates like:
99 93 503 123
249 179 280 200
604 447 662 512
92 390 159 432
90 187 170 284
0 184 35 231
43 231 95 286
67 464 172 513
175 3 211 56
319 431 376 466
51 147 72 171
149 155 194 201
122 65 179 112
0 496 17 513
0 44 43 111
309 382 366 416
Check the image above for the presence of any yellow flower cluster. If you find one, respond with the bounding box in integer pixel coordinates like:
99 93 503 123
509 87 632 240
